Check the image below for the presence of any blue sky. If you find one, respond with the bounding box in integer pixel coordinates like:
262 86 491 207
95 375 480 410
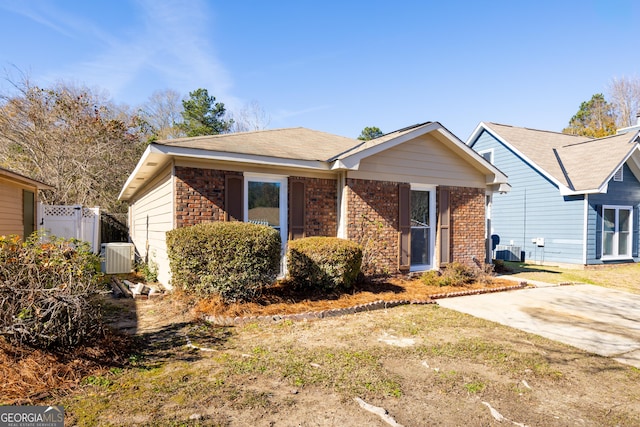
0 0 638 140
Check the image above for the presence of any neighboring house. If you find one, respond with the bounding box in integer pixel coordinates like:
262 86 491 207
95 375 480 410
119 122 509 287
467 122 640 266
0 167 53 240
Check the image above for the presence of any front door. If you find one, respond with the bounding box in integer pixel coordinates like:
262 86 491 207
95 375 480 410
602 205 633 259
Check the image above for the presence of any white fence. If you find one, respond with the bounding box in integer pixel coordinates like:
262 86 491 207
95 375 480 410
37 204 101 253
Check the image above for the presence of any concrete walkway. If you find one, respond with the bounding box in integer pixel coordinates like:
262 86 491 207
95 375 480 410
437 283 640 368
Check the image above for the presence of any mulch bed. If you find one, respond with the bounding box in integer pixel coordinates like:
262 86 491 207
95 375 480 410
193 276 524 318
0 331 131 405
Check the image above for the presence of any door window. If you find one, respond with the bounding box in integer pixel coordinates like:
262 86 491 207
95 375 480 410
410 189 434 269
603 206 632 258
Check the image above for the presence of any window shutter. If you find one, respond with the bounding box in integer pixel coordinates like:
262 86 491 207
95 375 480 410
398 183 411 271
594 204 602 259
438 188 451 267
225 175 243 221
289 180 305 240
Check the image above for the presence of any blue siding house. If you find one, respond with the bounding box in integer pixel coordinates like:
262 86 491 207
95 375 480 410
467 122 640 265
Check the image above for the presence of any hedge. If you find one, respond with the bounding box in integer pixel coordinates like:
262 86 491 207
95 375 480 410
166 222 281 302
287 237 362 291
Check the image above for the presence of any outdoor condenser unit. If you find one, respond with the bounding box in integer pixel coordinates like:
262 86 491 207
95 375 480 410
494 245 521 262
101 243 135 274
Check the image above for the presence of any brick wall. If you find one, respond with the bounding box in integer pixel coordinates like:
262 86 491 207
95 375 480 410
445 186 486 267
174 166 241 227
291 177 338 237
345 178 400 275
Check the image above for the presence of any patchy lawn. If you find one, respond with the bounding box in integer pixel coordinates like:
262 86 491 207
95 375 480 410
501 261 640 294
58 295 640 426
4 272 640 426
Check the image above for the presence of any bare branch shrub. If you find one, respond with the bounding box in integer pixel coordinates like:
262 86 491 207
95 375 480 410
0 233 106 349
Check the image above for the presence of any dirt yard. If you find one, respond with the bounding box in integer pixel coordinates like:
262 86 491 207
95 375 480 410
54 278 640 427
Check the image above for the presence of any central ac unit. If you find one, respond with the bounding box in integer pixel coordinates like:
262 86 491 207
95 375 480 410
101 243 135 274
494 245 521 262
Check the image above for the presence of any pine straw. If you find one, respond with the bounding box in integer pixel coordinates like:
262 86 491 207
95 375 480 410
0 331 131 405
194 276 517 318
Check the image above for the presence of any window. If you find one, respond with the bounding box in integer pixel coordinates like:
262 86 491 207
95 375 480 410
613 167 624 182
602 205 633 258
478 149 493 164
244 174 288 247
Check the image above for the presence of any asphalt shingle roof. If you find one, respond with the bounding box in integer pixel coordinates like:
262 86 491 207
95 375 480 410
483 123 640 192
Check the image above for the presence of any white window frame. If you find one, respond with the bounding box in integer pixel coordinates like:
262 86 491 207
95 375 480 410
410 184 436 272
601 205 633 260
478 148 494 164
243 173 288 248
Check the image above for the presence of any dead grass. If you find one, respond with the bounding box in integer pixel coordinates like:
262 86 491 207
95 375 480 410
192 276 519 318
0 331 131 405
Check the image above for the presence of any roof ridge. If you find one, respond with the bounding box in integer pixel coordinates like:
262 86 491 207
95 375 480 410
488 122 591 139
158 127 312 144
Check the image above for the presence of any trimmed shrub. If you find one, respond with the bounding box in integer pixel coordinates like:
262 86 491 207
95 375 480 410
287 237 362 291
166 222 281 302
0 233 105 349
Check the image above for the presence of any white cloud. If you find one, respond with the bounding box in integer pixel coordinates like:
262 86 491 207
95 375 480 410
1 0 236 106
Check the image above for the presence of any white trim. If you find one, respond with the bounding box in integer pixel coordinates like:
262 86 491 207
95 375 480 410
159 145 330 171
243 173 289 250
337 172 348 238
582 194 588 264
409 185 436 272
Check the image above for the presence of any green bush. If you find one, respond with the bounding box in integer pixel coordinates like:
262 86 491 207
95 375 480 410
0 233 105 349
287 237 362 291
166 222 281 302
421 262 481 287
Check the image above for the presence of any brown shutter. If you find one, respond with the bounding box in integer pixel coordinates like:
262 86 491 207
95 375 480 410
225 175 243 221
438 188 451 266
289 180 305 240
398 183 411 271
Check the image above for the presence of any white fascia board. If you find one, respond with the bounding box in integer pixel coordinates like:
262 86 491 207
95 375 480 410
118 144 154 201
157 145 330 171
466 122 488 147
471 122 567 190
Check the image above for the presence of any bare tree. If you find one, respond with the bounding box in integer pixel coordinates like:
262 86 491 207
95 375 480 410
140 88 184 139
0 77 146 213
230 100 271 133
608 76 640 128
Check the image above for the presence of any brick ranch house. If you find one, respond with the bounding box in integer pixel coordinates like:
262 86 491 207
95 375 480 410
118 122 509 288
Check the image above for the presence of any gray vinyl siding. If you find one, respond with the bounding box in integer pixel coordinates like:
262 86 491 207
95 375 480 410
586 163 640 263
472 130 585 264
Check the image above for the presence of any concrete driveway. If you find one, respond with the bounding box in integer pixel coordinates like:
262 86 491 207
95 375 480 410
437 283 640 368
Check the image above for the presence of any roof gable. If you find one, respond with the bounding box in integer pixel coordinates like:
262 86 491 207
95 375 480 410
468 122 640 194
